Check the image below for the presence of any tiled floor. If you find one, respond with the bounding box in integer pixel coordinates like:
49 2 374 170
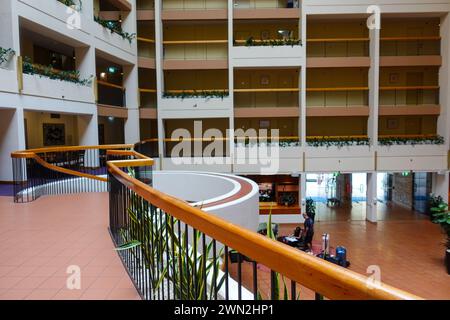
229 216 450 300
1 193 449 300
0 193 140 300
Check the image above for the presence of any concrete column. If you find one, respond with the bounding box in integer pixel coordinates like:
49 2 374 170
77 114 99 146
368 22 380 148
0 108 25 181
366 172 378 222
432 172 449 201
299 173 307 223
75 46 96 103
154 0 164 161
438 14 450 147
228 0 235 168
123 64 140 143
299 9 307 146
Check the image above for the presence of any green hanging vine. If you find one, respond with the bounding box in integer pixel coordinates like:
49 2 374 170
0 47 15 65
163 90 229 100
306 136 370 148
22 57 92 86
378 135 445 146
94 15 136 44
241 37 302 47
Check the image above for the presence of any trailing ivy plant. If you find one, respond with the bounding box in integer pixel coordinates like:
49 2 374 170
94 15 136 44
117 169 226 300
57 0 82 11
22 57 92 86
306 136 370 148
163 90 229 100
244 36 302 47
378 135 444 146
235 138 300 148
0 47 15 65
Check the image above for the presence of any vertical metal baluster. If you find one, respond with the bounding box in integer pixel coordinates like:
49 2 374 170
201 233 207 300
185 224 190 300
253 261 258 300
212 240 218 300
193 229 198 300
224 246 229 300
238 253 242 300
291 281 297 300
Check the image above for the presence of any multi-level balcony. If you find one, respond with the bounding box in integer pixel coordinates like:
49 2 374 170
162 0 228 20
137 0 155 20
96 56 128 119
93 0 135 55
234 67 300 115
232 19 302 66
137 20 156 68
162 118 232 171
307 17 370 68
162 21 228 70
380 18 441 67
18 22 94 111
139 68 157 118
233 0 300 18
160 69 231 112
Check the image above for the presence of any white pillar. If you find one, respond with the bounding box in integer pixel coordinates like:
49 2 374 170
432 172 449 201
0 107 25 181
300 10 307 146
155 0 164 161
77 114 99 146
299 173 307 223
438 14 450 147
123 64 140 143
366 172 378 222
368 21 380 148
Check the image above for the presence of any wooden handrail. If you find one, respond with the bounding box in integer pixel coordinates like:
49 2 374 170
306 87 369 92
137 37 155 43
139 88 157 93
381 36 441 41
163 40 228 45
107 157 422 300
307 37 369 43
234 88 299 93
11 144 133 157
380 85 439 91
97 80 125 90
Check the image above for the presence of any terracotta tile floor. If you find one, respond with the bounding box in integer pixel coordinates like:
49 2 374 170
0 193 140 300
1 193 449 300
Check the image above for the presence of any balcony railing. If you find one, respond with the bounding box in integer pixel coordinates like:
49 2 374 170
163 40 228 60
138 37 156 59
307 38 369 57
234 0 299 9
163 0 227 10
306 87 369 107
140 88 157 108
97 80 127 107
380 36 441 56
234 88 299 108
379 86 440 106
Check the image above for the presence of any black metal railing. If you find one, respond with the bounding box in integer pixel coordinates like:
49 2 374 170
108 162 420 300
11 145 132 203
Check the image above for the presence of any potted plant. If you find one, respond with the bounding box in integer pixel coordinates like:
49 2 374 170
430 201 450 274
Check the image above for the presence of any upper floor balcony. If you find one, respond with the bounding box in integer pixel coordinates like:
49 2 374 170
163 21 228 70
380 17 442 67
234 67 300 112
137 20 156 68
162 0 228 20
233 0 300 19
232 19 302 66
137 0 155 20
96 57 127 115
307 17 370 68
160 69 231 112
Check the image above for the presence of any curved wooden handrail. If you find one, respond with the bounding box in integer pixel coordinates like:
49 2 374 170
107 158 422 300
11 145 134 183
139 88 157 93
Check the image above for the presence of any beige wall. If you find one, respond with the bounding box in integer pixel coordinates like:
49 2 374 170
379 66 439 106
235 68 299 108
307 19 368 57
163 0 227 10
234 21 299 41
235 117 299 137
378 115 437 135
164 69 228 90
307 68 368 107
381 18 440 56
98 116 125 144
307 116 368 136
24 111 79 148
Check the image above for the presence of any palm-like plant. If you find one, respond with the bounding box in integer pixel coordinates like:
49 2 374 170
430 202 450 249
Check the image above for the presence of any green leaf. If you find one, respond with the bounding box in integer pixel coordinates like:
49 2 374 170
115 240 141 251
